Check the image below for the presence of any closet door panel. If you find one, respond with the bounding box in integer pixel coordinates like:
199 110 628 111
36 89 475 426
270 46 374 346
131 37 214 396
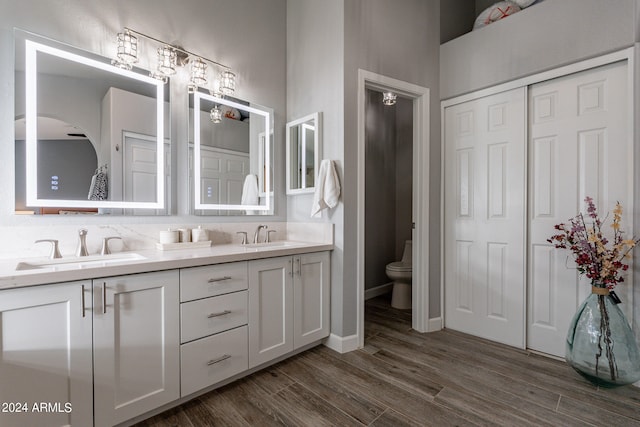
527 60 631 357
444 87 527 348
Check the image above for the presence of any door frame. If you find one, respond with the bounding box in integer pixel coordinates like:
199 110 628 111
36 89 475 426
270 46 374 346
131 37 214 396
356 69 432 349
440 47 636 345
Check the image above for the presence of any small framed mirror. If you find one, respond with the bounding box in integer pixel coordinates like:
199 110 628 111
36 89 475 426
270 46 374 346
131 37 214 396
191 90 273 213
286 112 322 195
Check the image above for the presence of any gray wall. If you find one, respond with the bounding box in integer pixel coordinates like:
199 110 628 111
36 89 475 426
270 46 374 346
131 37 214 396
15 139 97 209
15 71 103 153
286 0 346 334
394 96 413 257
441 0 476 44
364 90 412 291
364 90 396 291
287 0 440 336
441 0 637 99
0 0 286 224
344 0 441 331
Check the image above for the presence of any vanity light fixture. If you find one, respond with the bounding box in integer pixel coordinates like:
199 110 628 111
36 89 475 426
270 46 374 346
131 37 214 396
156 45 177 76
209 80 223 98
382 91 397 106
220 70 236 95
210 105 222 123
114 27 236 95
188 57 208 93
111 29 138 70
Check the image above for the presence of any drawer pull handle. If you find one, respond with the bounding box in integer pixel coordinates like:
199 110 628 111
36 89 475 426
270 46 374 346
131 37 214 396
208 276 232 283
207 354 231 366
207 310 232 318
102 283 107 314
81 284 86 318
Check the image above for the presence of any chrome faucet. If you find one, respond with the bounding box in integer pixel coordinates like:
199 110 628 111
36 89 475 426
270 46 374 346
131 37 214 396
236 231 248 245
253 225 267 244
35 239 62 259
76 229 89 257
101 237 122 255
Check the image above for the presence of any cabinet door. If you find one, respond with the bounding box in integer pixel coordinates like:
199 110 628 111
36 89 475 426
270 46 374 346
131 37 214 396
248 256 293 368
93 270 180 427
293 252 330 348
0 281 93 427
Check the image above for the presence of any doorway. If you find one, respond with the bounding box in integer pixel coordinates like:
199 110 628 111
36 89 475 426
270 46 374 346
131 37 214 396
356 70 433 349
364 89 413 313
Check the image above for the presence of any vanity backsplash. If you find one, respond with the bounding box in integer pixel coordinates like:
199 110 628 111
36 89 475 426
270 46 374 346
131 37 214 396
0 222 333 260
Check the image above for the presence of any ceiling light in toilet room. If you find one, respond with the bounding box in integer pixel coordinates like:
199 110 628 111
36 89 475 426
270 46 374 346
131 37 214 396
382 91 397 106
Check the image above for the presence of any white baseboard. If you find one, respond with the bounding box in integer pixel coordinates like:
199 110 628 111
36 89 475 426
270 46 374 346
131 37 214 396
323 333 359 353
365 283 393 300
427 317 443 332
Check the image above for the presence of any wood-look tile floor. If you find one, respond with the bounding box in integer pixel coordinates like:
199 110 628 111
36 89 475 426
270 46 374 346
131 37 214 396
137 296 640 426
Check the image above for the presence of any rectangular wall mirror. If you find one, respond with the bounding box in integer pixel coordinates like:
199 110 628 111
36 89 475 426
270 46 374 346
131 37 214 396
286 112 322 195
190 90 273 214
14 30 170 215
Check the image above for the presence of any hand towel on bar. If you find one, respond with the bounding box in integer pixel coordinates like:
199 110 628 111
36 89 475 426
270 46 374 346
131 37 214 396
88 169 108 200
311 159 340 217
241 174 259 205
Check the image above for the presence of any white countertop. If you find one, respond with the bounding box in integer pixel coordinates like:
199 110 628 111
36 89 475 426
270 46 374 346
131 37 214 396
0 241 333 290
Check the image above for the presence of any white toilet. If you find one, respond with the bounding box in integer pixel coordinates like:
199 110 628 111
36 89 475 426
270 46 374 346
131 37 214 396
386 240 412 310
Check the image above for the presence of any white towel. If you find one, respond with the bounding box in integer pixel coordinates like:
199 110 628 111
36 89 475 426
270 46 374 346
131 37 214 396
311 160 340 217
241 174 259 206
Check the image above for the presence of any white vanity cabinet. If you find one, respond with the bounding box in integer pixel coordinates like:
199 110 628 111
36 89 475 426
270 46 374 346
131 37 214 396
248 251 330 368
0 281 93 427
179 262 249 397
0 245 331 426
92 270 180 427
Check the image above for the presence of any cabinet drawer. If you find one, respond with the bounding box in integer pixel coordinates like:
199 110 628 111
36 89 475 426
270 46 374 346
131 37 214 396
181 291 247 343
180 262 248 302
180 326 248 397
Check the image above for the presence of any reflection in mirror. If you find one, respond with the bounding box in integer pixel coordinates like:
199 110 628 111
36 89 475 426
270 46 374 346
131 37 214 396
190 90 273 215
286 112 322 195
14 30 170 215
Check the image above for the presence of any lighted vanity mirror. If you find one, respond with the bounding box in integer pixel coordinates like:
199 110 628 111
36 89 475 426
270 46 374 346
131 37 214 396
190 90 273 215
14 30 170 215
286 112 322 195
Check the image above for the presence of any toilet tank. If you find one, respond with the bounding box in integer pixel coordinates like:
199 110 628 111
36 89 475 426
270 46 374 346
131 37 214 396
401 240 412 264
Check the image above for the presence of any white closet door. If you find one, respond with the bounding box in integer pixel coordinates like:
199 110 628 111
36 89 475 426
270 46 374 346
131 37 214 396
444 87 527 348
528 61 631 357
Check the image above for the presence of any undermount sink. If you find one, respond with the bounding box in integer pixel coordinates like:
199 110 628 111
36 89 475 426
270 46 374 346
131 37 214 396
242 241 303 249
16 252 147 271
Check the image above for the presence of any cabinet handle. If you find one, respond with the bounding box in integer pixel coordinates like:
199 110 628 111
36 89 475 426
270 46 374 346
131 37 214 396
208 276 232 283
207 354 231 366
81 284 86 318
288 259 293 276
296 258 301 276
207 310 231 318
102 283 107 314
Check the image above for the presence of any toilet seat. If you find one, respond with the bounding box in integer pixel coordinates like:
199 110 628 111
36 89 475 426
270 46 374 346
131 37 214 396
386 261 411 272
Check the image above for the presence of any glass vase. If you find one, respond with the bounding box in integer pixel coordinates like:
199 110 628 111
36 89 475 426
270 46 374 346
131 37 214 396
566 285 640 387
